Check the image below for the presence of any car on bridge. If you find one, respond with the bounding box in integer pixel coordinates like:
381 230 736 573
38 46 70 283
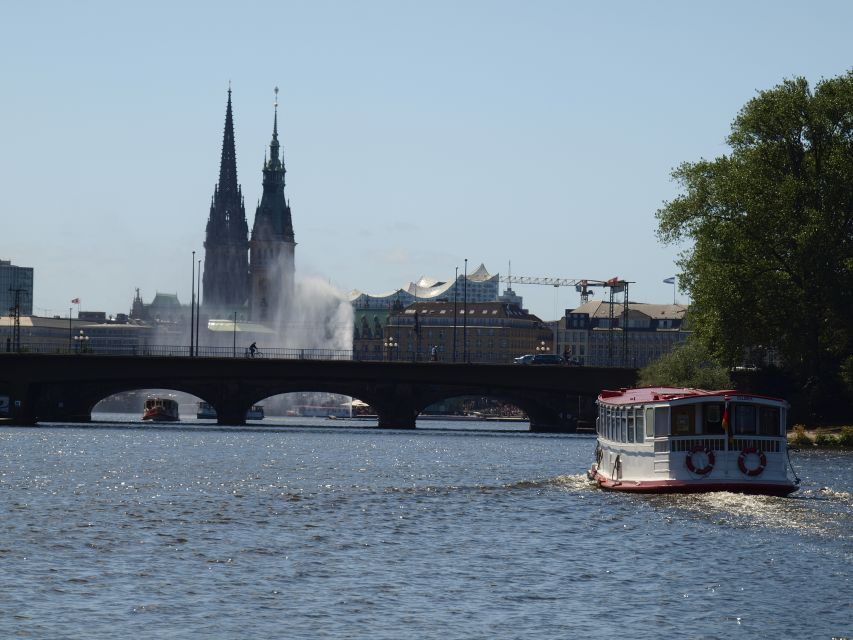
513 354 534 365
531 354 564 365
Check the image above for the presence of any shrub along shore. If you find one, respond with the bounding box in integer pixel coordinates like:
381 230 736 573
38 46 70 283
788 426 853 449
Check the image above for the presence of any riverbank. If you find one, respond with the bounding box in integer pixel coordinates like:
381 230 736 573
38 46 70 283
788 425 853 449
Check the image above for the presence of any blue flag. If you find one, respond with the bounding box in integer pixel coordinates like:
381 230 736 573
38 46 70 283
663 277 676 284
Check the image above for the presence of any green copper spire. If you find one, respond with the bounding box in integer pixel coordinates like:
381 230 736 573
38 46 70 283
252 87 293 242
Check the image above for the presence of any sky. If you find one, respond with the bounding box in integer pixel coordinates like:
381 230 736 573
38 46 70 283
2 0 851 322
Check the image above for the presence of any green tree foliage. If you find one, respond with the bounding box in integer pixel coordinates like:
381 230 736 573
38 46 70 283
656 72 853 417
638 338 731 389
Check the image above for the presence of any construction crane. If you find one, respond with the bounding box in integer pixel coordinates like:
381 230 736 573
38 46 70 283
499 274 633 366
499 275 629 304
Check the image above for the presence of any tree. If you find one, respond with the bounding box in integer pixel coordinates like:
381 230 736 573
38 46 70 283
638 338 731 390
656 72 853 419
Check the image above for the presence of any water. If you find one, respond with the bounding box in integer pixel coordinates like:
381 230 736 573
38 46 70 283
1 415 850 639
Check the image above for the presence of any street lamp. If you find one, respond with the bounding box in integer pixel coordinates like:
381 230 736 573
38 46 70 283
74 330 90 354
536 340 549 354
384 336 398 361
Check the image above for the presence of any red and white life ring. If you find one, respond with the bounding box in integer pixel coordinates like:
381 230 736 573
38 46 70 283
685 445 715 475
738 447 767 476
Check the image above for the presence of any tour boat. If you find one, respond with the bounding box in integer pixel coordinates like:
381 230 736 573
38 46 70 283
246 405 265 420
587 387 799 495
196 401 264 420
196 401 217 419
142 397 180 422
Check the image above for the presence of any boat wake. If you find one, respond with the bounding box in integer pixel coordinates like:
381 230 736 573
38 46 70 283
649 487 852 540
498 474 594 493
813 486 852 502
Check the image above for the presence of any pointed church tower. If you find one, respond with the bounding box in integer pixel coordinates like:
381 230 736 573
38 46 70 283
203 87 250 313
250 87 296 322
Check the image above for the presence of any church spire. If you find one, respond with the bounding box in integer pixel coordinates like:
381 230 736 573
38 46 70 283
203 86 250 311
218 86 240 196
249 86 296 322
267 87 282 172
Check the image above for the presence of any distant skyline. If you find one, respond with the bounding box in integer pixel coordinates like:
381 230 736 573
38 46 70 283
3 1 851 321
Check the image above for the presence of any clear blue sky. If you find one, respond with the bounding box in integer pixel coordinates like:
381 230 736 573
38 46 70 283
3 0 851 321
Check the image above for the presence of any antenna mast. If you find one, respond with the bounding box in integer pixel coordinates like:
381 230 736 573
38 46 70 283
8 287 28 352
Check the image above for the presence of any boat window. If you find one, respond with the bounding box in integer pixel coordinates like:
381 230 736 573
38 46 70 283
605 406 612 439
654 407 669 437
733 404 757 435
758 406 781 436
645 407 654 437
702 402 725 435
635 409 644 443
611 407 617 441
626 411 635 443
671 404 695 435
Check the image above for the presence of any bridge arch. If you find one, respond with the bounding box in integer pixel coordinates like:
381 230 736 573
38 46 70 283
2 354 637 429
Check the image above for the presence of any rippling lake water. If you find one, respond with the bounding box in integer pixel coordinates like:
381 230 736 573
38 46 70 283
1 414 850 639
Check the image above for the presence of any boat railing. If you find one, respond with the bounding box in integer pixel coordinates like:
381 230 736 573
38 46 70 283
666 436 727 453
658 435 782 454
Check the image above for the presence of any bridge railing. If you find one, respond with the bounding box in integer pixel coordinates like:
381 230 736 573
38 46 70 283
3 341 358 361
3 340 594 366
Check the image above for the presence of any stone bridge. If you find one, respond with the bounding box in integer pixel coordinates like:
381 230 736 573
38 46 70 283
0 353 637 431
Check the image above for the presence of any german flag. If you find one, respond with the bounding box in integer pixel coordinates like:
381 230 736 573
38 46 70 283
722 400 733 446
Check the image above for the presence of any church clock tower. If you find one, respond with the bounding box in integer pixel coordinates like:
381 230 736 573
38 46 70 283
250 88 296 323
202 87 250 313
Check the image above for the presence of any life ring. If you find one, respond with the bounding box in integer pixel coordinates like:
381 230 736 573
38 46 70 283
738 447 767 476
685 445 715 475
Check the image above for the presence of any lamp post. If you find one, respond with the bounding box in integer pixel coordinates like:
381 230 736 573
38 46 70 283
536 340 549 354
68 307 73 352
196 258 201 356
453 265 458 363
463 258 468 362
74 329 89 354
384 336 398 361
190 250 195 357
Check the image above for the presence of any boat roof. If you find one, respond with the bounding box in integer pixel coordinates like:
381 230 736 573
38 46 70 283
598 387 785 405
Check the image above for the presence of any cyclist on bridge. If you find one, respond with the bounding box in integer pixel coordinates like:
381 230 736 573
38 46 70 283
248 342 258 358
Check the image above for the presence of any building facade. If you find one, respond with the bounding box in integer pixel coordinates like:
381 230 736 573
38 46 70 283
559 300 690 367
354 300 551 363
0 260 34 316
1 314 153 354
